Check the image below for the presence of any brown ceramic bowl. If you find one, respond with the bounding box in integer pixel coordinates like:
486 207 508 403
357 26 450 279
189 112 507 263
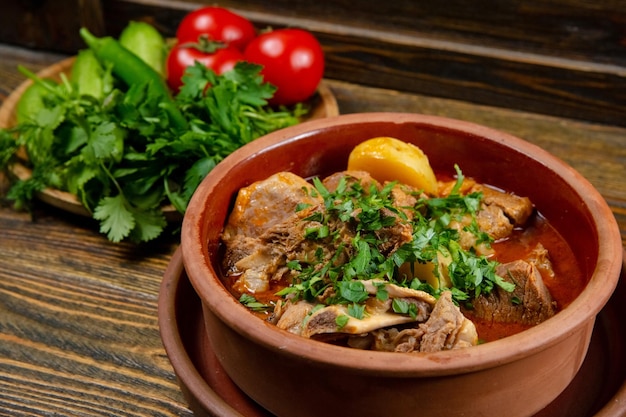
180 112 622 417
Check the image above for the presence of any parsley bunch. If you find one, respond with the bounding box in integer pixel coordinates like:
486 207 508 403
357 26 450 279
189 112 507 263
1 62 305 242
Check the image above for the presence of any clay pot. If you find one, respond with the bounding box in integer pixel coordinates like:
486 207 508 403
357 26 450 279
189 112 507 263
180 113 622 417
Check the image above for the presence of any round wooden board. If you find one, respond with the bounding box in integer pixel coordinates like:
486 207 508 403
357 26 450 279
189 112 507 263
0 57 339 219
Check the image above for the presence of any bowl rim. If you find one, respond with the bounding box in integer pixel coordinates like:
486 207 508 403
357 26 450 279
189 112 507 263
181 112 623 376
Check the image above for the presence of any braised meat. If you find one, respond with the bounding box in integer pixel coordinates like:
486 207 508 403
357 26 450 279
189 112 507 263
444 180 534 254
474 184 534 227
221 172 323 292
373 291 478 353
470 260 557 325
222 169 560 353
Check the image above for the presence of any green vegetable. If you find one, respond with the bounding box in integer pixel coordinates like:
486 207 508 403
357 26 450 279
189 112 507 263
79 27 172 101
119 21 166 77
1 58 305 243
71 48 108 99
80 26 189 138
392 298 419 319
15 78 57 124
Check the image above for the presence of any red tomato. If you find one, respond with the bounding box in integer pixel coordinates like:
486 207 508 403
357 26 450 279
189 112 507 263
176 7 256 51
166 43 244 91
244 28 324 105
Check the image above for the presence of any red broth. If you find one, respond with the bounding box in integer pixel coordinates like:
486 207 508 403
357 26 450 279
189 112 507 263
464 213 585 342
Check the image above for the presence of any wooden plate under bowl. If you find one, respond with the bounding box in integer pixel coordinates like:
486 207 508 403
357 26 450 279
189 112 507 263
0 56 339 219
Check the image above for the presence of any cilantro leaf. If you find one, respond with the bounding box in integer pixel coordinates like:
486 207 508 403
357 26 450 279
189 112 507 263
90 121 125 162
239 294 272 312
336 314 350 329
347 302 366 319
93 195 135 243
128 207 167 243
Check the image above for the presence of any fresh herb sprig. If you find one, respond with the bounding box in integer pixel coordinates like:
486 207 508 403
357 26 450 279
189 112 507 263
1 61 306 243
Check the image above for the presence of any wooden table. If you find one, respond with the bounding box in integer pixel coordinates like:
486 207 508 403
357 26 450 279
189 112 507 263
0 35 625 416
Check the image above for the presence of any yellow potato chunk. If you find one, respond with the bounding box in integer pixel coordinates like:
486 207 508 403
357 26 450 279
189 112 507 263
398 250 453 290
347 137 438 195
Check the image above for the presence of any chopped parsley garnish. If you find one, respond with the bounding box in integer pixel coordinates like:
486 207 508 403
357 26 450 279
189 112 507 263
280 168 513 317
392 298 419 320
239 294 272 312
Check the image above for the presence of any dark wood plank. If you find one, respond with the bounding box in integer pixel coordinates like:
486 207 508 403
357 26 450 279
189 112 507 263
102 0 626 67
214 0 626 68
98 0 626 127
318 30 626 126
0 0 104 52
1 0 624 125
0 207 188 416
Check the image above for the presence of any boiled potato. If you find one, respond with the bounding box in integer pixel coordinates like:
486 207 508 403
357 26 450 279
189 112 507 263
347 137 438 195
399 251 453 290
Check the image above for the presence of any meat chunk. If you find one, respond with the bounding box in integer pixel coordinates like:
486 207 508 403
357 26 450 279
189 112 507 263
302 305 420 338
471 184 534 227
439 179 533 228
445 181 534 253
475 204 514 240
372 291 478 353
322 170 380 192
418 291 479 352
470 260 556 325
222 172 321 244
289 288 478 353
275 300 315 334
277 280 436 337
373 327 426 353
527 243 555 278
221 172 323 292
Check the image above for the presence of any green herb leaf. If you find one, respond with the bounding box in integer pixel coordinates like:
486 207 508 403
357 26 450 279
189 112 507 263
93 194 135 243
239 294 272 312
347 302 366 319
338 280 369 304
336 314 349 329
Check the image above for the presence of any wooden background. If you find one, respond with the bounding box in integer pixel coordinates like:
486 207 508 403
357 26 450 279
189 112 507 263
0 0 624 126
0 1 625 416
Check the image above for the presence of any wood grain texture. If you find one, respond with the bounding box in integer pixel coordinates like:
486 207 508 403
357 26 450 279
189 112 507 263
89 0 626 67
0 0 104 52
0 208 186 416
0 41 624 416
96 0 626 127
1 0 624 125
